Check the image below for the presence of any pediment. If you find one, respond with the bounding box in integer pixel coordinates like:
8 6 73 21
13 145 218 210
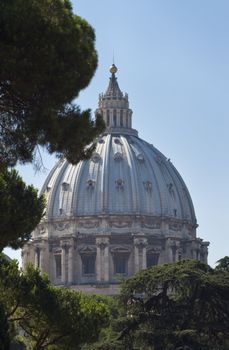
110 245 131 253
79 246 96 254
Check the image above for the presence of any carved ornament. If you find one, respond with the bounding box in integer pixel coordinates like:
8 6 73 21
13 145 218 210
142 219 161 229
110 220 132 228
169 223 182 231
38 225 46 235
96 237 109 248
134 238 147 247
78 220 99 229
54 222 70 231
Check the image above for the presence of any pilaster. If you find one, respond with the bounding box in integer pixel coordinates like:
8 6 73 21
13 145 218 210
134 237 148 272
96 237 110 282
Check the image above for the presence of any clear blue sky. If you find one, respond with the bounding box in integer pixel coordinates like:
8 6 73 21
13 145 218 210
5 0 229 266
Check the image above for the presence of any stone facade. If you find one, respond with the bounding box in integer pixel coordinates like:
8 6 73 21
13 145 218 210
22 65 209 294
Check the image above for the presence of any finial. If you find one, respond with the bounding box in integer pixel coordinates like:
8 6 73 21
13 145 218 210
109 63 118 74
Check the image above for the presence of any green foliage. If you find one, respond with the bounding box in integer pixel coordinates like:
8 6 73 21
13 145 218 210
0 0 104 166
215 256 229 272
81 295 125 350
0 302 10 350
105 259 229 350
0 167 45 250
0 255 109 349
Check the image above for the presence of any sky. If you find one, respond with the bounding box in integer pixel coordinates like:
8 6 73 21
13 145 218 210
5 0 229 266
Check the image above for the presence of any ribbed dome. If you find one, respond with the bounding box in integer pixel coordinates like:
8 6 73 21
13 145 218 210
42 134 196 224
22 65 209 294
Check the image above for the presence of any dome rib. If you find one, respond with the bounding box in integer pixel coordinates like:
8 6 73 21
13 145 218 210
48 160 68 218
121 136 140 214
170 163 196 222
101 134 111 213
71 161 84 215
44 134 196 224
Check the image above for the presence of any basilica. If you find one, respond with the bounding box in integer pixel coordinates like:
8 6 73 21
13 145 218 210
22 65 209 294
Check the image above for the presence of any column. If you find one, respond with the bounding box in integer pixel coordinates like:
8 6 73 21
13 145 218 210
61 245 66 284
165 238 175 263
96 237 109 282
51 250 56 283
134 243 140 273
142 245 147 269
39 247 45 273
96 242 102 281
68 245 74 284
104 244 109 281
34 248 40 269
134 237 147 272
21 249 27 270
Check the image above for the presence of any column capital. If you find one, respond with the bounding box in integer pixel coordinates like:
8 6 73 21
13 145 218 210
134 237 147 248
60 240 70 249
96 237 109 248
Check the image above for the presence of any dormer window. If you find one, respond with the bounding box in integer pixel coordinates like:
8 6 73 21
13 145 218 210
115 178 124 190
62 182 69 191
87 179 95 189
143 181 152 191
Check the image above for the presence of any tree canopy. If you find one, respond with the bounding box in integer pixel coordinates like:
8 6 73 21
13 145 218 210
0 167 45 250
118 259 229 350
215 256 229 272
0 0 105 250
0 0 104 167
0 254 109 349
92 259 229 350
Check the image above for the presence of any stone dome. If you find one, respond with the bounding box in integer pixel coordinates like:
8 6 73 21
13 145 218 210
42 133 196 225
22 66 209 295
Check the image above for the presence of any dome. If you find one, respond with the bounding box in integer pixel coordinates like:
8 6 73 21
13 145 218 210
22 65 209 295
42 134 196 224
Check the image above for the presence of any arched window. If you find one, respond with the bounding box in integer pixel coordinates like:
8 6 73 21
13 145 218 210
120 110 123 126
113 110 117 126
107 110 110 126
